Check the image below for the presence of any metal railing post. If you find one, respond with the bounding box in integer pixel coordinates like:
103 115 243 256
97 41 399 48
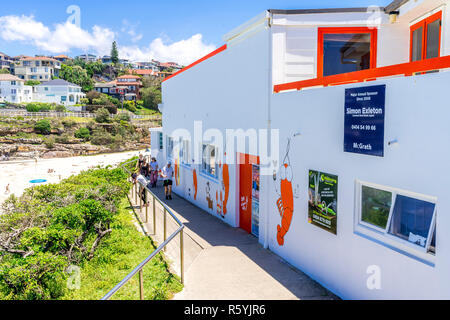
164 208 167 251
135 183 138 204
145 189 149 223
139 269 144 300
140 186 143 213
180 230 184 284
153 196 156 235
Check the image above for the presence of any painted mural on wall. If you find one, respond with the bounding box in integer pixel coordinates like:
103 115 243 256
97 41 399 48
206 182 214 210
308 170 338 235
193 168 198 200
174 159 180 186
274 139 299 246
216 157 230 219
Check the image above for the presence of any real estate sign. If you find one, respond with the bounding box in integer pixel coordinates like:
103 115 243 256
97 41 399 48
344 84 386 157
308 170 338 235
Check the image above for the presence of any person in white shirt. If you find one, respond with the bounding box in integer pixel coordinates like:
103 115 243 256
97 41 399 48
161 161 174 200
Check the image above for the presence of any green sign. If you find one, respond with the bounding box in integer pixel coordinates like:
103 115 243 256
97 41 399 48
308 170 338 235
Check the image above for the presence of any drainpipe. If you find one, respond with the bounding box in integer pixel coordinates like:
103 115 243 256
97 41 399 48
263 11 273 250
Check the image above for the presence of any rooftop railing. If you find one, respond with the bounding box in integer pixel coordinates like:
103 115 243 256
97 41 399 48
273 55 450 93
101 159 185 300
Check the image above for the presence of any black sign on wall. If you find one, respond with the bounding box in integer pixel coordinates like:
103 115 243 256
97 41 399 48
344 85 386 157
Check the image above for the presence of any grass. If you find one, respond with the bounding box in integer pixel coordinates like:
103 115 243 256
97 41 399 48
62 198 183 300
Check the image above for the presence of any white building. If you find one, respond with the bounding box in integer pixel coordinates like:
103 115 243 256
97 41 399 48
156 0 450 299
0 74 33 104
34 79 85 106
14 56 61 81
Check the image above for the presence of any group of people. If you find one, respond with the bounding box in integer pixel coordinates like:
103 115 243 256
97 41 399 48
133 154 175 203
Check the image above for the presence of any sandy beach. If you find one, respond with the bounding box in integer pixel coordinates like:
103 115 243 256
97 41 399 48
0 151 145 206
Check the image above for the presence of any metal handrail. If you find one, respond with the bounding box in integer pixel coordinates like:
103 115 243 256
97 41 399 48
101 159 185 300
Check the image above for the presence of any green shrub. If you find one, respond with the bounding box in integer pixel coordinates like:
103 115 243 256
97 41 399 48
91 129 114 145
43 137 55 149
95 108 110 123
34 119 52 135
54 105 66 113
74 127 91 141
115 113 130 122
55 134 71 144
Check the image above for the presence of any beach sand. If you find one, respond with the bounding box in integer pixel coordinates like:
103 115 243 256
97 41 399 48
0 151 144 206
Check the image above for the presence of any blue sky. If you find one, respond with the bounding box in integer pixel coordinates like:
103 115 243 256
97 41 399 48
0 0 392 64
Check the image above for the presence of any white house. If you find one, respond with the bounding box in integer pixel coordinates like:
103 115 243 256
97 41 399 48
156 0 450 299
0 74 33 104
34 79 85 106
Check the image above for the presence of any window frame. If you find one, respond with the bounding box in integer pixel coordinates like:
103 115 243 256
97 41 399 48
181 138 191 166
201 143 219 179
410 11 442 62
355 180 437 259
317 27 378 78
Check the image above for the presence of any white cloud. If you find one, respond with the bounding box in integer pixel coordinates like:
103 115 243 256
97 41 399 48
0 14 216 65
0 14 114 56
120 34 217 65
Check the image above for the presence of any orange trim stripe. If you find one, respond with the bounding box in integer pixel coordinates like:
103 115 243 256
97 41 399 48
163 44 227 82
274 54 450 93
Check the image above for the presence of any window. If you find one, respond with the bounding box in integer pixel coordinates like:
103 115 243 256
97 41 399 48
181 139 190 165
202 144 218 178
11 81 16 86
10 89 16 94
318 27 377 77
159 132 163 150
356 181 437 258
410 11 442 62
166 136 174 159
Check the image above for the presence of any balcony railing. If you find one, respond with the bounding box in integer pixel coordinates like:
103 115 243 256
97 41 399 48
273 55 450 93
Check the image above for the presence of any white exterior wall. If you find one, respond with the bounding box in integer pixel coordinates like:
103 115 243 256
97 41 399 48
34 85 84 106
267 71 450 299
161 0 450 299
0 81 33 103
162 22 270 229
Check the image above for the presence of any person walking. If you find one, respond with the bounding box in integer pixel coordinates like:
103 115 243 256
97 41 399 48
150 158 159 188
5 183 10 195
140 158 150 179
161 161 174 200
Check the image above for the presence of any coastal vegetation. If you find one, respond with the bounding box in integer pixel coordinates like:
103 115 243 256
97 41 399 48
0 161 182 300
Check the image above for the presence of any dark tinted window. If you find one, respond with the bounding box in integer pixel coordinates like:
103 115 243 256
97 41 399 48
411 26 423 61
426 19 441 59
323 33 372 76
389 195 435 248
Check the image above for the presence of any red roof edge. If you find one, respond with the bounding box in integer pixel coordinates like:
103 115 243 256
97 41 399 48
163 44 227 83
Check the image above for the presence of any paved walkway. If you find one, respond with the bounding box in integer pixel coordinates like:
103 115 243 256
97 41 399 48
131 185 338 300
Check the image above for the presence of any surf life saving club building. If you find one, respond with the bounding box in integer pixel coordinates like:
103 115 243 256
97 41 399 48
151 0 450 299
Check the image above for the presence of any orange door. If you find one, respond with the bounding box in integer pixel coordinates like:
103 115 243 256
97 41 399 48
238 153 260 234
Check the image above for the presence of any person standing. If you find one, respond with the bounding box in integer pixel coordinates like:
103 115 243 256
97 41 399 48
150 157 159 188
161 161 174 200
140 158 150 179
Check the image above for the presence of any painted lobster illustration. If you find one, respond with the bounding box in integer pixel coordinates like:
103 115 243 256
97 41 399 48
275 138 298 246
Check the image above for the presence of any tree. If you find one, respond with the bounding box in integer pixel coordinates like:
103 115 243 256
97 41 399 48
140 87 162 110
59 64 94 92
111 41 119 65
25 80 41 86
75 127 91 141
0 69 10 74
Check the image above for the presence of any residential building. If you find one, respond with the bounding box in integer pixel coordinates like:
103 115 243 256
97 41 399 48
101 55 113 64
157 0 450 299
128 69 158 77
94 81 126 100
0 74 33 103
14 56 61 81
115 75 142 100
75 54 97 63
0 52 13 71
53 54 71 63
34 79 85 106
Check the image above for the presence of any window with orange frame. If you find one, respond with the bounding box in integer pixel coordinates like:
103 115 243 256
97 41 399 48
410 11 442 62
317 27 378 78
